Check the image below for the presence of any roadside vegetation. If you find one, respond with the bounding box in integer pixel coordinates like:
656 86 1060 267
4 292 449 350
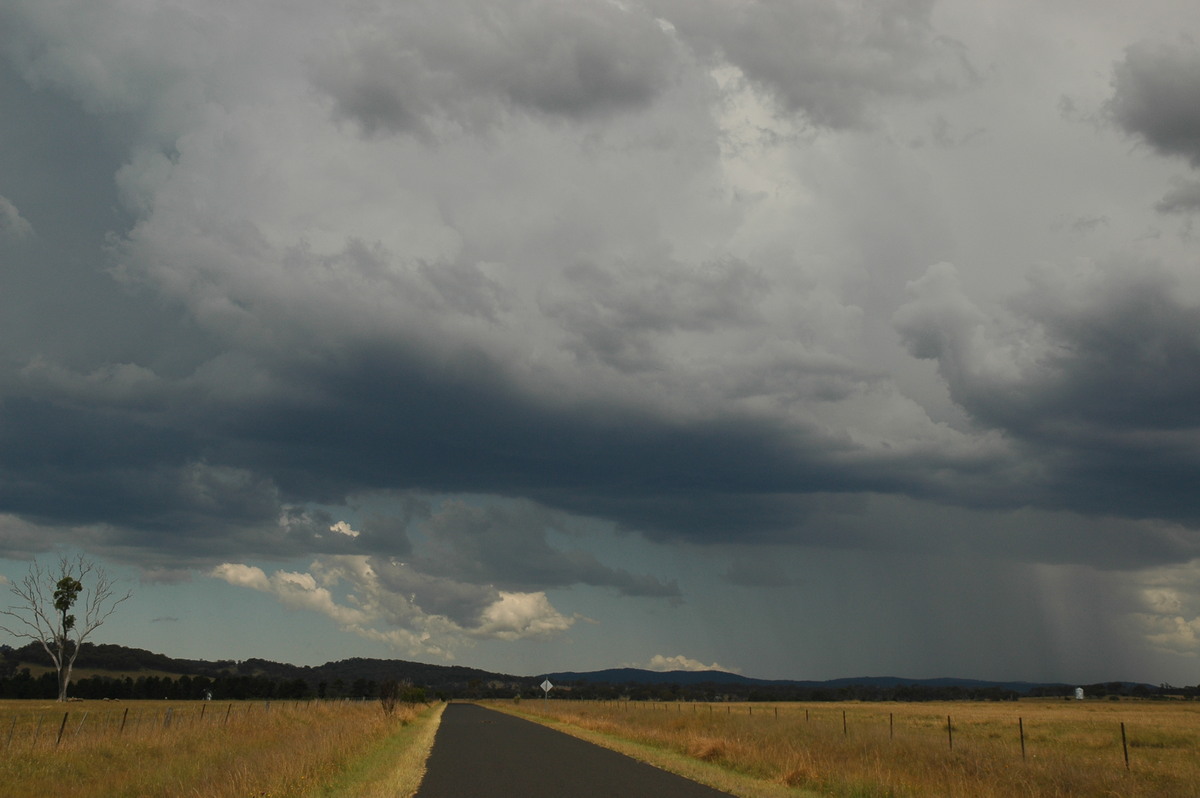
0 698 442 798
494 698 1200 798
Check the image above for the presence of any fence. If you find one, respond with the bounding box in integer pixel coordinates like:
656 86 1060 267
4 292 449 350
0 697 423 798
1 699 323 750
507 697 1200 795
598 699 1164 768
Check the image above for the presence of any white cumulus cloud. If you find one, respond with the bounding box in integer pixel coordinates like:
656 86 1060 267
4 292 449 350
473 592 575 641
1129 561 1200 656
210 555 573 657
640 653 739 673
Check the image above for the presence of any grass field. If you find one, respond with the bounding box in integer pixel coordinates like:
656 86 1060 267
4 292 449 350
493 698 1200 798
0 698 443 798
9 695 1198 796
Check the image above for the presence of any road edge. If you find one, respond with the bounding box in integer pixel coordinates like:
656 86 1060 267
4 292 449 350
483 702 819 798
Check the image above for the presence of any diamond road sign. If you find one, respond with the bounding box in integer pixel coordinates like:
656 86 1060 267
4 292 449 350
541 679 553 693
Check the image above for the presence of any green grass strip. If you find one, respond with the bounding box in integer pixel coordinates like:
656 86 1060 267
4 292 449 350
312 702 445 798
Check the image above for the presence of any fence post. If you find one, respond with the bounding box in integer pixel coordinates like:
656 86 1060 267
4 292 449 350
1121 722 1129 770
55 712 69 747
889 712 894 740
947 716 953 750
120 707 129 734
1019 717 1025 760
74 711 88 738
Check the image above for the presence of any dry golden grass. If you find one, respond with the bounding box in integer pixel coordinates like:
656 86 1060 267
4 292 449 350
494 698 1200 798
0 698 441 798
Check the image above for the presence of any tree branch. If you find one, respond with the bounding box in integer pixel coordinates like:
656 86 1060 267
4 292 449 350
1 554 133 699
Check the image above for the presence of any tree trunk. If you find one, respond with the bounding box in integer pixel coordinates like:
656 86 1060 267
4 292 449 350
55 634 71 702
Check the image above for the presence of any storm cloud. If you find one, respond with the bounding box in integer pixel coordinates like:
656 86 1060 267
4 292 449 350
1110 39 1200 165
308 0 678 136
4 0 1200 680
650 0 972 129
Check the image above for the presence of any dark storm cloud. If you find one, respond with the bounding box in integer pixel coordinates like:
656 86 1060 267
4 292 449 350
1008 267 1200 522
723 557 795 587
0 316 974 565
8 243 1182 576
308 0 676 137
356 511 420 558
1010 268 1200 433
895 261 1200 525
651 0 970 128
0 396 205 528
198 342 900 538
369 556 499 627
5 0 1200 616
1155 179 1200 214
372 343 1000 508
0 390 396 564
543 257 768 371
0 62 168 367
414 499 680 598
1110 40 1200 165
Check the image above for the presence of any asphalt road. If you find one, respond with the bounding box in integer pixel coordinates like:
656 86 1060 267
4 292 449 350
414 703 736 798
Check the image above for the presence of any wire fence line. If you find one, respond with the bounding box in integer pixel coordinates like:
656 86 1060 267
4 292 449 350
518 698 1200 774
0 699 359 750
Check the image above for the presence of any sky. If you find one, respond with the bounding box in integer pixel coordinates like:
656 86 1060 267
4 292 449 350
3 0 1200 686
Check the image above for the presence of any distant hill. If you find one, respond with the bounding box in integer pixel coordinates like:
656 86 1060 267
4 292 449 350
3 641 531 693
5 641 235 677
545 668 1049 694
544 667 1051 691
2 641 1167 701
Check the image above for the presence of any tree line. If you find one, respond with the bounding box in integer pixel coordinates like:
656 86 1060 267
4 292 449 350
4 662 1195 703
542 681 1200 703
0 668 313 701
5 639 1195 704
552 682 1024 702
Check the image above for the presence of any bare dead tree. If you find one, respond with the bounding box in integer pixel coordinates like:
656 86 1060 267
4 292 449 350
0 554 132 701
